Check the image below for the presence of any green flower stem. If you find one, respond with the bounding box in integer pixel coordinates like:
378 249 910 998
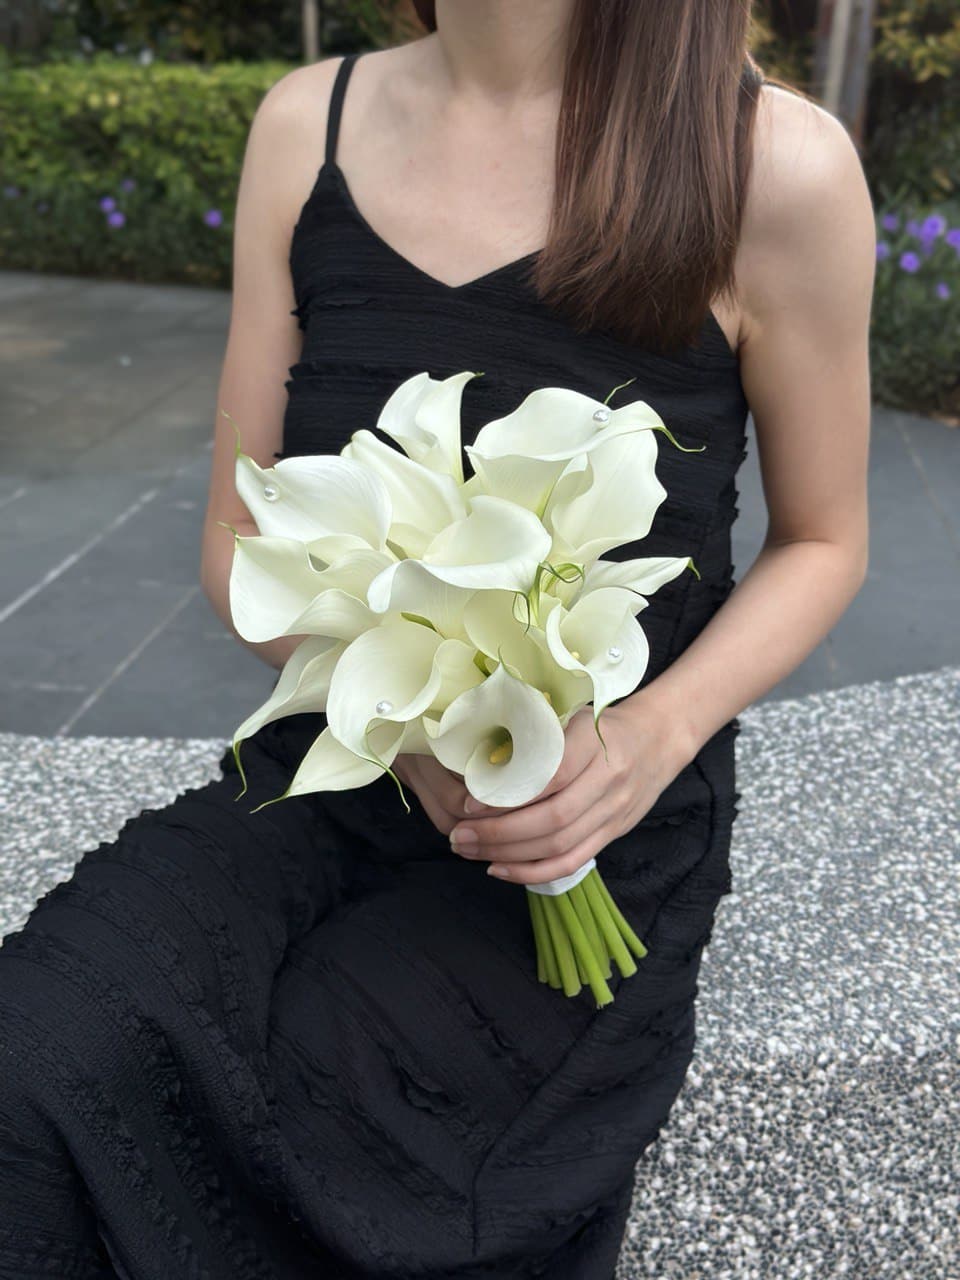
528 890 562 989
526 891 547 983
555 893 614 1007
569 881 609 976
541 895 581 997
582 871 638 978
527 890 551 985
592 872 649 960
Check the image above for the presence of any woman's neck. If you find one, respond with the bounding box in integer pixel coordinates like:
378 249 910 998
428 0 574 102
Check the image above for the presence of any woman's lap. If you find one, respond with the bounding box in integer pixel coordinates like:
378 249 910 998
0 721 734 1277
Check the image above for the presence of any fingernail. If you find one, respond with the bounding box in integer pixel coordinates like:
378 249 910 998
451 827 476 848
463 797 479 814
487 865 510 878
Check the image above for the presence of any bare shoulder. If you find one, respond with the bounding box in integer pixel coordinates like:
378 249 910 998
737 83 877 337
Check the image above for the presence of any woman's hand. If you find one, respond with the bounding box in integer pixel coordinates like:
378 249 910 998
392 752 474 837
446 698 694 886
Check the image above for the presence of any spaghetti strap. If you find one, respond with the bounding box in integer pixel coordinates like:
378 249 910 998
325 52 360 168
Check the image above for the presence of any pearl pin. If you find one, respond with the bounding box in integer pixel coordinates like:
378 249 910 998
375 699 393 715
606 646 623 663
592 408 611 423
262 482 279 502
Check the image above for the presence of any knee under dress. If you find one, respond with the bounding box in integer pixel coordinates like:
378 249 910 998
0 52 751 1280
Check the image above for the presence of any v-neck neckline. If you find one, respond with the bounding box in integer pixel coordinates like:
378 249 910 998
324 160 544 295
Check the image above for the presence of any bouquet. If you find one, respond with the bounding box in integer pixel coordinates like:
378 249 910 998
221 371 703 1007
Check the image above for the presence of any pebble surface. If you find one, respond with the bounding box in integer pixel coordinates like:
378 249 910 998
1 664 957 1278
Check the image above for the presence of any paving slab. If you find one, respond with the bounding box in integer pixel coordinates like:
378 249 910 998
1 268 959 738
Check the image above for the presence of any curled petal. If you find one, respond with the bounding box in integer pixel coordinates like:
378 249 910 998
367 494 551 608
236 450 391 550
544 586 651 717
326 617 446 763
547 433 666 562
341 429 468 557
230 635 343 792
375 370 480 483
426 661 566 807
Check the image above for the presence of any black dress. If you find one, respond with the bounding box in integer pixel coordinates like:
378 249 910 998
0 53 749 1280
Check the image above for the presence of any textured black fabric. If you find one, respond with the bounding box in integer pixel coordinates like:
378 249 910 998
0 52 748 1280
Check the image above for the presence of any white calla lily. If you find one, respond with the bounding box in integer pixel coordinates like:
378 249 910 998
544 586 651 722
229 538 387 643
546 432 667 563
228 534 323 643
581 554 695 598
366 494 551 611
462 589 590 722
425 660 566 807
375 370 480 483
340 428 468 557
326 616 454 765
236 450 392 552
465 387 665 514
280 722 403 801
230 635 343 791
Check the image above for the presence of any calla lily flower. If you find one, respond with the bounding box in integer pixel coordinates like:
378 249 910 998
580 554 695 598
465 386 666 515
545 431 667 564
281 721 407 801
231 634 343 792
340 428 468 557
462 589 591 722
424 659 566 807
229 538 389 643
236 450 392 554
325 616 480 767
366 494 552 612
375 369 481 483
544 585 651 723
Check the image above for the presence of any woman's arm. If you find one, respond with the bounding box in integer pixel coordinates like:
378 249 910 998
446 86 877 882
625 85 875 764
200 58 343 673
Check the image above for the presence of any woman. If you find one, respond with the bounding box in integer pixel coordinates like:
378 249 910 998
0 1 874 1276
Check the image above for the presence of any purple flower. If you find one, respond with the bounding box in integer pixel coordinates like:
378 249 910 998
2 185 20 199
203 208 223 228
880 213 899 232
906 218 924 238
899 251 921 273
99 195 116 213
922 214 947 238
876 240 891 260
120 178 136 193
107 210 126 228
935 281 951 300
947 228 960 251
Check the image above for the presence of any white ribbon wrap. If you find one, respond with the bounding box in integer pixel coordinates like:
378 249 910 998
525 856 596 896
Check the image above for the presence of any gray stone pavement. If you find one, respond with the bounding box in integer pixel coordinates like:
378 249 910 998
1 268 958 740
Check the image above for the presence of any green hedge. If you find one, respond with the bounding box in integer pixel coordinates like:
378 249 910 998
2 53 958 415
0 53 289 286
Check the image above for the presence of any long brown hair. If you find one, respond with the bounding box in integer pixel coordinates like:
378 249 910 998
410 0 765 354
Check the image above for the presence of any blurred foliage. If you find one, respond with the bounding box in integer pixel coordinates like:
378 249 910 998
1 1 958 414
871 0 960 84
869 201 960 415
1 0 424 63
0 54 288 285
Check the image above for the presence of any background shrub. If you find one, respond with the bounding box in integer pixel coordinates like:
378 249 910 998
0 54 287 285
870 202 960 414
1 3 958 414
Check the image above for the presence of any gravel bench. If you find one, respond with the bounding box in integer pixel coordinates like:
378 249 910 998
1 665 957 1280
